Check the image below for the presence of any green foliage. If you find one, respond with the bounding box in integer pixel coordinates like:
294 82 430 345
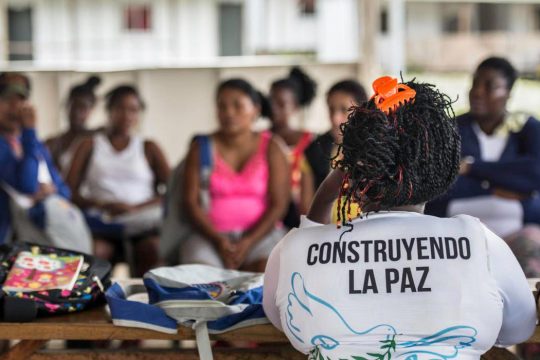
311 334 397 360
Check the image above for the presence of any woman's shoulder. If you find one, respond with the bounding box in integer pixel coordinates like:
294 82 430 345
266 131 288 153
73 136 95 155
504 112 538 134
44 133 62 147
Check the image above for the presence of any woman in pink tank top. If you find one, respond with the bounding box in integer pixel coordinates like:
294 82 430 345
182 79 290 272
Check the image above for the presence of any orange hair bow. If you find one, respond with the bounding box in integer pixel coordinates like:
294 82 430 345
371 76 416 114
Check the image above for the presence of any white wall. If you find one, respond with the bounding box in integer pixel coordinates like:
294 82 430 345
317 0 359 62
507 5 536 33
19 0 220 67
138 68 219 163
33 0 72 67
247 0 317 54
0 0 9 62
174 0 218 60
73 0 171 66
406 3 441 37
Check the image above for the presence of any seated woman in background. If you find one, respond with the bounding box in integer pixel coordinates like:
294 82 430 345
46 76 101 175
66 85 170 276
264 76 536 360
0 73 71 244
304 80 367 191
304 80 367 222
426 57 540 277
269 67 317 227
181 78 289 272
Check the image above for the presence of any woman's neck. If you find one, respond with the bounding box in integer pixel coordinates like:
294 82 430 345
272 124 301 146
216 129 254 147
271 122 291 134
107 128 130 140
363 204 425 214
67 123 87 136
475 113 505 135
388 204 425 214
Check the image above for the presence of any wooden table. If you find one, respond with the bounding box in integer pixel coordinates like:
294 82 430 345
0 279 538 360
0 305 536 360
0 305 305 360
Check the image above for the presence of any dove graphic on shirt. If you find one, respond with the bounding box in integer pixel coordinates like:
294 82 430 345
286 272 478 360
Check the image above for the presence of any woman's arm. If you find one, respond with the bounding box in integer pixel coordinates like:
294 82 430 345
41 143 70 199
464 118 540 194
299 158 315 215
44 136 61 170
484 225 536 346
240 137 290 247
65 138 97 209
182 140 231 251
137 140 171 209
13 128 40 194
307 169 345 224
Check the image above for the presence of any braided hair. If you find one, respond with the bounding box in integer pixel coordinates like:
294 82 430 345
68 75 101 105
271 67 317 107
333 79 461 224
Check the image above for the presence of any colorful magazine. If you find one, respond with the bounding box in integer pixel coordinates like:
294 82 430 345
2 251 84 292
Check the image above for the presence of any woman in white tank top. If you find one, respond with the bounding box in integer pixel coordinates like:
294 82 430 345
66 85 170 276
264 77 536 360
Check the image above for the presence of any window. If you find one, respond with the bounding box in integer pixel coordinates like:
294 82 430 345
380 8 388 34
442 15 459 33
535 6 540 31
8 7 33 61
477 4 509 32
219 3 243 56
299 0 316 15
124 4 152 31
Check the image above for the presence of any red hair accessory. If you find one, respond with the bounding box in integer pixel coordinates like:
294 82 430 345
371 76 416 114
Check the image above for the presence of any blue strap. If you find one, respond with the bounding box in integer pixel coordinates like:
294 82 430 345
105 283 178 334
195 135 213 172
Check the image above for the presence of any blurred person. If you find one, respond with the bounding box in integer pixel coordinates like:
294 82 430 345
304 80 367 222
270 67 317 227
46 76 101 174
181 78 289 272
66 85 170 276
426 57 540 278
304 80 368 190
0 73 71 243
264 76 535 360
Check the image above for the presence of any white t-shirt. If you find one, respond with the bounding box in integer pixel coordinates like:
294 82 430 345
263 212 536 360
448 123 522 238
84 133 154 205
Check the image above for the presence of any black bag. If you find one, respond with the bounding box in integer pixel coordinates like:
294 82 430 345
0 242 111 322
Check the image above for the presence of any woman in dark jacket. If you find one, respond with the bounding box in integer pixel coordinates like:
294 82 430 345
426 57 540 277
